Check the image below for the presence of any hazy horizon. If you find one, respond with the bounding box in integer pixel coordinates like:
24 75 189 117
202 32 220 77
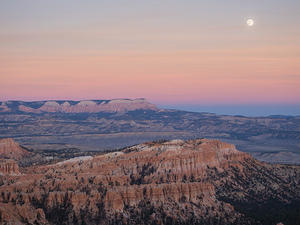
1 97 299 116
1 0 300 106
160 103 300 116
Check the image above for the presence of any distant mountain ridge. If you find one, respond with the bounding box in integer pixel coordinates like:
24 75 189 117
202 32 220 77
0 98 158 113
1 99 300 164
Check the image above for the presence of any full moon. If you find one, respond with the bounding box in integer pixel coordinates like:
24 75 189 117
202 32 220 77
247 19 254 26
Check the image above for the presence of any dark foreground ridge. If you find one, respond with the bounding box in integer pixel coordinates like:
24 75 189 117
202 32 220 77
0 139 299 224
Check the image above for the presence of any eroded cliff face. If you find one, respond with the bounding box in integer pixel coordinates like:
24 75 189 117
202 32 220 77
0 159 20 175
0 139 299 225
10 98 158 113
0 138 30 160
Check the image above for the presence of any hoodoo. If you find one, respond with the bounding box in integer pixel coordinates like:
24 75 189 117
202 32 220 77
0 139 299 224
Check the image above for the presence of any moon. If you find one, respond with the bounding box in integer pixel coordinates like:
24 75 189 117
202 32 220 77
246 19 254 26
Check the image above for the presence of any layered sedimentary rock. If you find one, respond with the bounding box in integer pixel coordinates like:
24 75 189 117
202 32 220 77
6 98 158 113
1 99 300 165
0 159 20 175
0 139 299 225
0 138 30 160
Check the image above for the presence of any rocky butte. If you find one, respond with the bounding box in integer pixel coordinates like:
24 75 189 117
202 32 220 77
0 138 30 160
0 139 30 176
0 139 299 224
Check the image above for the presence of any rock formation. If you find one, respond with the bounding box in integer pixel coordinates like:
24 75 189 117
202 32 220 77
1 99 300 165
0 138 30 160
0 139 299 225
1 98 158 114
0 159 20 175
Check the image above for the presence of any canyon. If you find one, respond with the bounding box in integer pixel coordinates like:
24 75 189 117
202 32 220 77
0 138 299 224
1 99 299 165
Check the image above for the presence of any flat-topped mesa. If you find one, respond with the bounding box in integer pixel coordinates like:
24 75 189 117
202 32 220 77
97 139 250 210
118 139 250 177
0 138 30 160
51 139 248 179
125 139 247 163
41 139 250 211
0 139 247 211
0 138 299 225
11 98 158 113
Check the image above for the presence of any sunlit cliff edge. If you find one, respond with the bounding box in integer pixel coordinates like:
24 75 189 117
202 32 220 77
0 139 299 224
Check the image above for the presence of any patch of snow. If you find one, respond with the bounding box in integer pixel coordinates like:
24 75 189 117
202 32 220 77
57 156 93 165
165 139 184 145
104 151 124 158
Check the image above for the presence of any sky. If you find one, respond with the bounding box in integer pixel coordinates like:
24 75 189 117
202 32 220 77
1 0 300 115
